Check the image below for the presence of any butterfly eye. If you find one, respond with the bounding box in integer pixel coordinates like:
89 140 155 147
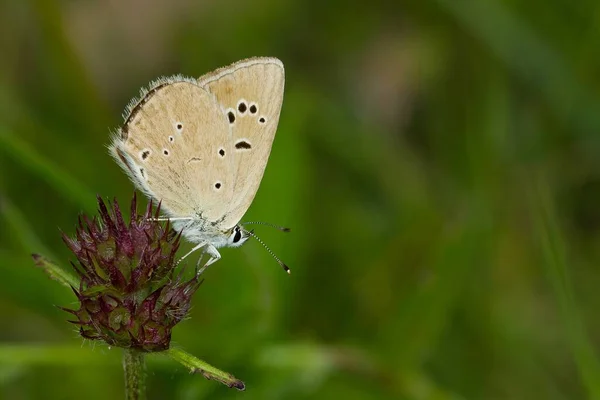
175 122 183 132
249 104 258 114
232 227 242 243
163 149 170 156
169 136 174 143
258 117 266 124
214 182 222 190
218 148 225 157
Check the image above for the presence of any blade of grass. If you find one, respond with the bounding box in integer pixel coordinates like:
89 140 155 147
29 0 112 126
435 0 600 136
392 202 491 368
0 125 95 212
531 174 600 399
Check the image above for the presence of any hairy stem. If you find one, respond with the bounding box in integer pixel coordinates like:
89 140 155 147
123 348 146 400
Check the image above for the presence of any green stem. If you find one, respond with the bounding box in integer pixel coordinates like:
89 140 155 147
166 347 245 391
123 349 146 400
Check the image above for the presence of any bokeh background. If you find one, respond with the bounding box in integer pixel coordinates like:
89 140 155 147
1 0 600 399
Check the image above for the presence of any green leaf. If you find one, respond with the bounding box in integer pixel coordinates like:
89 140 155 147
165 347 245 391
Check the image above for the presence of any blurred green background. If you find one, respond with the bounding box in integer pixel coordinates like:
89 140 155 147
1 0 600 399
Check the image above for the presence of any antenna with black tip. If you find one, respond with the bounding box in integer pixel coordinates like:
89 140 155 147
242 226 291 274
242 221 291 232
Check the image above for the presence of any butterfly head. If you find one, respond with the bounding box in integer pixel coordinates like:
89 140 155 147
227 225 251 248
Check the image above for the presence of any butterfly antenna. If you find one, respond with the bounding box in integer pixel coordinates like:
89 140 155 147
244 229 291 274
241 221 291 232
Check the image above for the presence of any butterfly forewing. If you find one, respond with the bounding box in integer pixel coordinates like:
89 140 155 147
110 79 235 221
198 57 285 229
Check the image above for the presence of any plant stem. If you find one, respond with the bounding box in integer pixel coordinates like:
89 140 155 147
123 348 146 400
166 347 245 391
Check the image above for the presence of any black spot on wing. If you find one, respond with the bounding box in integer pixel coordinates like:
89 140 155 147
235 140 252 150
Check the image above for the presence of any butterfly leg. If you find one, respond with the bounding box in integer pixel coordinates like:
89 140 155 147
196 245 221 276
149 217 195 222
177 241 208 265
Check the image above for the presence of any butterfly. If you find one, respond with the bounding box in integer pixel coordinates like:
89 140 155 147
109 57 288 274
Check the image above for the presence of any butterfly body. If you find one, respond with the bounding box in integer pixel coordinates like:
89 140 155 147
109 57 284 269
171 219 249 249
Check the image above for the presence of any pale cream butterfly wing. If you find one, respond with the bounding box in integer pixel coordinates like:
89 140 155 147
197 57 285 230
109 77 235 222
